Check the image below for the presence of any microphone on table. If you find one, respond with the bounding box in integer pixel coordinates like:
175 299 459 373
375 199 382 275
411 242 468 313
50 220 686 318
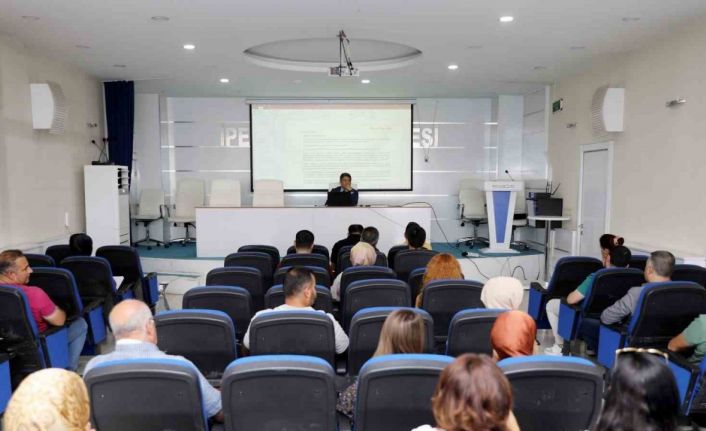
505 170 515 181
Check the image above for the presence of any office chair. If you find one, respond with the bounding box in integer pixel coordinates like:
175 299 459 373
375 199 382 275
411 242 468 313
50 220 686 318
252 179 284 207
208 179 241 207
167 178 205 246
455 179 489 249
132 188 165 249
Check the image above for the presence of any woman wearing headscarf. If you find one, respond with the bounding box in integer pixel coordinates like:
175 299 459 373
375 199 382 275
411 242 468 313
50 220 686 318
480 276 524 310
491 310 538 360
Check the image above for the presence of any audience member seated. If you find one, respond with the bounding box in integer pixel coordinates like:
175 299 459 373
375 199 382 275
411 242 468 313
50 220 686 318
491 311 538 360
83 299 223 422
601 250 674 325
412 354 520 431
545 245 632 355
594 349 679 431
599 234 624 266
293 229 315 254
3 368 93 431
69 233 93 256
480 276 524 310
337 309 425 420
331 242 378 302
668 313 706 365
243 267 348 354
415 253 464 307
0 249 88 371
361 226 379 250
332 224 363 270
404 222 431 251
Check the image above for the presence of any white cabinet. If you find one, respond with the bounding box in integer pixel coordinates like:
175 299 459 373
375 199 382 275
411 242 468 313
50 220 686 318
84 165 131 250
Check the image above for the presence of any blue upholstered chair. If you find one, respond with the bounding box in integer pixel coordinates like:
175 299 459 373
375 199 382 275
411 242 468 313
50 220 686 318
274 265 331 287
0 354 10 414
499 355 604 431
61 256 127 320
224 251 273 288
45 244 72 266
96 245 159 310
286 244 330 260
421 279 484 350
264 284 332 313
84 358 209 431
25 253 55 268
237 244 280 275
222 355 336 431
281 252 330 270
340 266 396 308
446 308 507 356
393 249 439 282
206 267 264 311
182 285 253 344
672 264 706 288
628 255 648 271
528 256 603 329
342 279 411 331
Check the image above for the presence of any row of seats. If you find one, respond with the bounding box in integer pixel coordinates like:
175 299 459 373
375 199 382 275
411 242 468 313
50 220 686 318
83 354 605 431
153 306 505 378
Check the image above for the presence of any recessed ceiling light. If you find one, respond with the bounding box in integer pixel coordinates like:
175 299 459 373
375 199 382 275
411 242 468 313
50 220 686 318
75 44 91 49
292 79 303 84
183 43 196 50
219 78 230 83
113 64 126 68
484 122 499 126
570 46 586 50
533 66 547 70
361 79 371 84
151 16 170 22
448 64 459 70
621 16 640 22
499 16 514 23
21 15 40 21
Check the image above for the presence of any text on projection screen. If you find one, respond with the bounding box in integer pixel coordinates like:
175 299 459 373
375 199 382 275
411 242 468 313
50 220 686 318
251 103 413 190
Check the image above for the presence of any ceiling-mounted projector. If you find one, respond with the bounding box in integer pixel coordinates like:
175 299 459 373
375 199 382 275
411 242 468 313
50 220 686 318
328 66 359 77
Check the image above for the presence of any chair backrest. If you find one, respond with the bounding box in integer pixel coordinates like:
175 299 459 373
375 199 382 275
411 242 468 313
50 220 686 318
222 355 336 431
581 268 645 317
446 308 506 356
287 244 330 260
280 253 330 270
208 179 241 207
28 268 84 320
387 244 409 270
343 279 412 331
459 179 486 219
338 250 388 272
61 256 117 305
628 255 648 271
347 307 434 376
155 310 237 380
137 188 164 218
174 178 205 218
274 265 331 287
264 284 332 313
25 253 55 268
628 281 706 347
408 267 426 300
45 244 72 265
252 179 284 207
337 244 355 265
421 279 485 338
546 257 604 298
96 245 144 284
673 264 706 288
0 286 46 374
224 252 273 287
238 244 280 274
205 267 264 311
84 359 208 431
356 354 454 431
394 249 439 281
182 286 253 342
340 266 397 303
500 356 604 431
248 310 336 366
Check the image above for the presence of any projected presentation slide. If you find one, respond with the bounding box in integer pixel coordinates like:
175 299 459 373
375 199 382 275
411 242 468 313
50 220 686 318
251 103 412 190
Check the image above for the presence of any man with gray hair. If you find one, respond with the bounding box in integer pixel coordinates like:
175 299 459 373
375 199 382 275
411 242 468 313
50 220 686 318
84 300 223 422
601 250 675 325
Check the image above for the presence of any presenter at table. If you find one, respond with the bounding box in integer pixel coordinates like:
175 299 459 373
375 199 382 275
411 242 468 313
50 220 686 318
326 172 359 206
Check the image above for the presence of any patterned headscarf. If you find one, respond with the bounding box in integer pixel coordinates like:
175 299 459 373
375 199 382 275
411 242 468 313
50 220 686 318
3 368 91 431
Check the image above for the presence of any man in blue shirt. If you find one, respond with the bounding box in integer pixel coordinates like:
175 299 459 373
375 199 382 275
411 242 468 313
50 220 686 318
84 300 223 422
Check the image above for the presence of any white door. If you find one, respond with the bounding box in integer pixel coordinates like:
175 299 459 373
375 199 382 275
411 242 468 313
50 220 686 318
578 143 612 257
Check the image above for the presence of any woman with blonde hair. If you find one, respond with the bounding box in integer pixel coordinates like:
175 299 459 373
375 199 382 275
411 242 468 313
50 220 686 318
331 241 378 301
337 309 426 420
413 354 520 431
415 253 464 307
3 368 94 431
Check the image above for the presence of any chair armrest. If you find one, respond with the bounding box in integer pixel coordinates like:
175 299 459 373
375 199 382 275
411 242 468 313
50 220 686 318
530 282 547 292
143 272 160 307
527 285 547 321
558 300 581 341
597 323 627 368
667 352 701 412
40 326 70 368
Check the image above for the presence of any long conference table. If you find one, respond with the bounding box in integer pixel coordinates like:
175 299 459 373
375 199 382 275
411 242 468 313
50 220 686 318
195 205 433 258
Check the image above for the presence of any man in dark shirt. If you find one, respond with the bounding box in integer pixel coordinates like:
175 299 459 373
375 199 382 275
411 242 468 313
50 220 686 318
331 224 363 270
326 173 359 206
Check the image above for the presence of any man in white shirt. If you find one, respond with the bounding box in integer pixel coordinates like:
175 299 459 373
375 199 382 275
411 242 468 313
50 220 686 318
244 267 349 354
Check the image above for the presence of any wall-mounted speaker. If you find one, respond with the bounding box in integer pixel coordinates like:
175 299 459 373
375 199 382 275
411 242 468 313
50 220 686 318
30 82 67 134
591 86 624 134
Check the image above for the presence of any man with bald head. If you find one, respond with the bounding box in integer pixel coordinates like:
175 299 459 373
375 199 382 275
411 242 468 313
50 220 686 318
84 300 223 422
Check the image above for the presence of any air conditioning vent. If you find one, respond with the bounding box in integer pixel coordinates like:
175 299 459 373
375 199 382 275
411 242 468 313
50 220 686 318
591 86 624 134
30 82 67 134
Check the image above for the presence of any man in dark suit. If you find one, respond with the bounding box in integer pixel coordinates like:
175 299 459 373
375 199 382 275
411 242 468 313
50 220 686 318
331 224 363 271
326 172 358 206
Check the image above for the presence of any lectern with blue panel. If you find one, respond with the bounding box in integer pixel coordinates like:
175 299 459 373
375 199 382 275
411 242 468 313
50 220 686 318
482 181 523 254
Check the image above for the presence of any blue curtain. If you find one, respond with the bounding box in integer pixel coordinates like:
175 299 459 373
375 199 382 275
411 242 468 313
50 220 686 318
104 81 135 177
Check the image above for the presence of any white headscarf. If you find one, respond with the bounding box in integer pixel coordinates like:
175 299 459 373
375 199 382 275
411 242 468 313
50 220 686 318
481 276 524 310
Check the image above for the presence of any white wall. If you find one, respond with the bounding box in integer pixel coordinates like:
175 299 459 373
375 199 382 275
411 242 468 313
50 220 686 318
548 17 706 258
0 36 104 250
